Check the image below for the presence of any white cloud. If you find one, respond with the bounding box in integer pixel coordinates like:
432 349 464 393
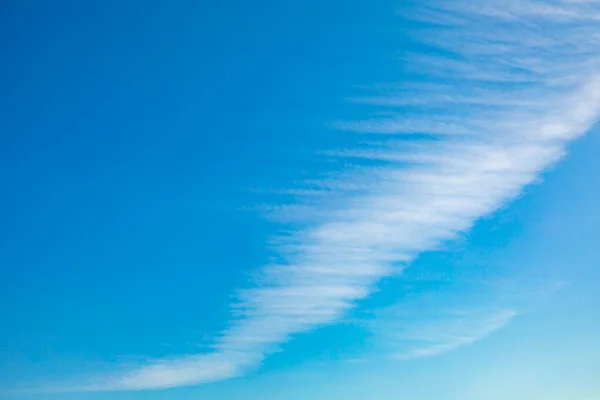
64 0 600 391
386 309 518 360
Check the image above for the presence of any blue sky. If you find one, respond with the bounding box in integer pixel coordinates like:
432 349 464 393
1 1 600 399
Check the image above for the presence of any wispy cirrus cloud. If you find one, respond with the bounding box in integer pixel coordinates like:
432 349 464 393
53 0 600 391
380 308 518 360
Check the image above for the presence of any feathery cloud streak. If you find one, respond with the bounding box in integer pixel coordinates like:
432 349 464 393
75 0 600 391
378 308 519 360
